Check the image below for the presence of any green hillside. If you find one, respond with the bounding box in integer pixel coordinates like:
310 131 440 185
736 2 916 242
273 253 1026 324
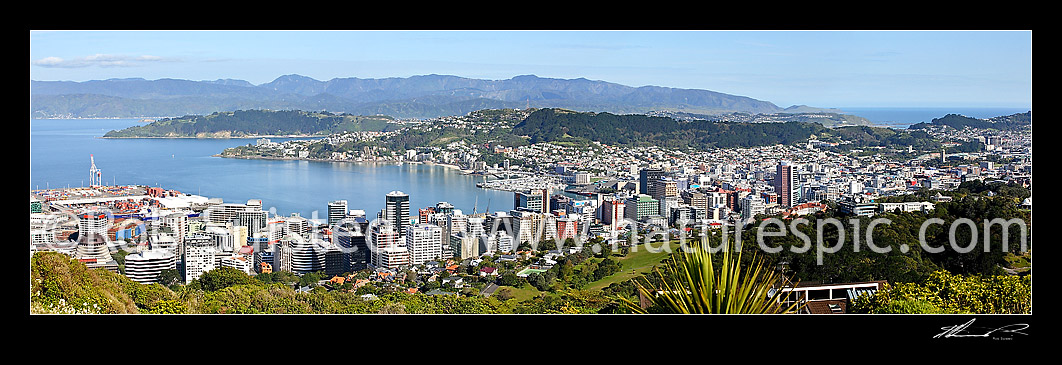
102 109 396 138
513 108 937 150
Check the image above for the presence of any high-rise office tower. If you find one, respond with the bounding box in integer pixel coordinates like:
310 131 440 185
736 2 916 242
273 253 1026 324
467 216 485 237
649 177 677 200
324 245 350 276
435 202 455 215
514 189 550 214
556 215 580 243
328 200 348 228
285 214 311 240
203 225 235 253
237 209 267 236
450 231 479 260
204 203 247 225
370 225 401 269
405 223 443 265
639 167 665 195
443 211 467 260
775 161 796 208
625 194 660 222
741 194 765 220
385 191 410 235
182 234 216 284
161 212 188 246
601 197 626 231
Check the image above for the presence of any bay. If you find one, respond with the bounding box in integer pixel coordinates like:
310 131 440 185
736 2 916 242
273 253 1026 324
28 119 511 220
838 107 1031 129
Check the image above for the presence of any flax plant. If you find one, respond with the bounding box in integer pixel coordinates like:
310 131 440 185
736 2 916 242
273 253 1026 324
620 240 804 314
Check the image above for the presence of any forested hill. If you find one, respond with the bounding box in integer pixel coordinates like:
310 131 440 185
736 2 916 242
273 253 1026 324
102 110 398 138
512 108 939 150
908 111 1032 130
512 108 829 149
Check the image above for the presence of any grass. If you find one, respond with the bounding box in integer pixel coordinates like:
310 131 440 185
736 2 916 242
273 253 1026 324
497 285 542 302
584 240 685 291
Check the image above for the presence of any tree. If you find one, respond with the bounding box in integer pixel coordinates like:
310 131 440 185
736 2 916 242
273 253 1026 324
528 272 552 291
538 239 557 252
849 270 1031 314
497 273 525 288
617 240 802 314
145 299 186 314
197 267 256 292
494 287 516 301
156 269 182 288
298 271 323 287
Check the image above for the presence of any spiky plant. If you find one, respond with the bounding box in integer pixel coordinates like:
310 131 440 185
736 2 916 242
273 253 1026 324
619 240 804 314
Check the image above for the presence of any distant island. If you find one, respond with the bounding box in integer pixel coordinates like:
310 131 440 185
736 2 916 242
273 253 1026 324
102 107 878 139
102 110 399 138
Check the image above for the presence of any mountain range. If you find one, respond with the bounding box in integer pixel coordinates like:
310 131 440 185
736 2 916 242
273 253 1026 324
30 74 839 120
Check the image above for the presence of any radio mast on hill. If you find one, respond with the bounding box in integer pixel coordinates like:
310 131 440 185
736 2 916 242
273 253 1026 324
89 154 102 187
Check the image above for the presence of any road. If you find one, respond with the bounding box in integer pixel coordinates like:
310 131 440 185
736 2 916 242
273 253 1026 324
480 283 499 297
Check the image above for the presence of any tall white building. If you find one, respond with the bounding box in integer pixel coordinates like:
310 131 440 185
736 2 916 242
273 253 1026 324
273 238 293 273
467 216 486 237
443 211 467 260
405 224 443 265
161 212 188 246
237 209 267 236
203 225 235 253
378 246 410 270
204 203 247 225
370 225 401 269
741 194 765 221
285 214 311 240
511 209 556 248
495 231 515 253
182 234 216 284
601 197 625 232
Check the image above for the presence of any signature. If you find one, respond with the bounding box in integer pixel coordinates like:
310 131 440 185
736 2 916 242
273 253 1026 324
934 318 1029 339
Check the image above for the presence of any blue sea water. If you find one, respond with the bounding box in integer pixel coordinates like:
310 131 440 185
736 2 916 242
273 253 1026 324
28 119 512 220
838 107 1031 129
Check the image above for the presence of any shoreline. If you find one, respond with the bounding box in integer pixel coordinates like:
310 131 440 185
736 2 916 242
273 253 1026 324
100 134 325 139
213 154 472 173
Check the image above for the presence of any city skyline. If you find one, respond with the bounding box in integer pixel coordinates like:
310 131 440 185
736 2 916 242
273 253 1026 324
28 28 1032 319
29 30 1032 109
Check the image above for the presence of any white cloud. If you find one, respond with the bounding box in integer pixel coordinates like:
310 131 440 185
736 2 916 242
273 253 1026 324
32 54 170 68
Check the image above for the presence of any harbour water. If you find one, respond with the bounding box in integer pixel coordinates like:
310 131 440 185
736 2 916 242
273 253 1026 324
839 107 1030 129
29 119 512 220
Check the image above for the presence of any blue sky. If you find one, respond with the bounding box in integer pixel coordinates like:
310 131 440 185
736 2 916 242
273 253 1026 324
29 30 1032 109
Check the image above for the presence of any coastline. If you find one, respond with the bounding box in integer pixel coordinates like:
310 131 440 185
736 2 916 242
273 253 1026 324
100 134 325 139
213 154 471 173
